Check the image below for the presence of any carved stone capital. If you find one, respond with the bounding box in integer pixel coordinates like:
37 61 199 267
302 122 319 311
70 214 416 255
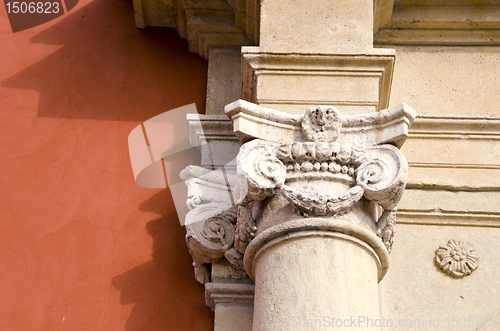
226 101 416 255
185 206 240 284
181 165 246 283
182 101 415 284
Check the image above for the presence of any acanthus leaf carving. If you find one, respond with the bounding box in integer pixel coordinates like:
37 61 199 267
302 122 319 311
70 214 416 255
183 102 415 278
376 209 396 253
237 141 408 223
234 198 258 254
224 247 245 270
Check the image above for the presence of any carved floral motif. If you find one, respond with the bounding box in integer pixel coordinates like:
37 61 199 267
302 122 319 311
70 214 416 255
235 199 258 254
435 240 479 278
376 210 396 253
231 104 411 255
302 106 342 143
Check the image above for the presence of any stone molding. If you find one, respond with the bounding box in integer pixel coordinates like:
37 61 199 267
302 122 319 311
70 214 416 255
187 114 238 149
374 0 500 45
225 99 416 147
132 0 259 58
410 114 500 139
403 114 500 192
240 48 396 114
132 0 500 56
243 218 390 281
186 114 240 168
397 209 500 227
386 114 500 227
205 282 255 311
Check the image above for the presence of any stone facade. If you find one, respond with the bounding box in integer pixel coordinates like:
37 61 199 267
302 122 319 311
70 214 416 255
130 1 500 330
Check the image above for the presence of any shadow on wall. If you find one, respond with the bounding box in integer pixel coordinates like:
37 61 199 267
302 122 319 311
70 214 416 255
1 0 207 121
112 189 213 330
0 0 211 329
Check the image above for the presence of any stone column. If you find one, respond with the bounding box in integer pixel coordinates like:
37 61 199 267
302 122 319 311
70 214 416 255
180 1 417 330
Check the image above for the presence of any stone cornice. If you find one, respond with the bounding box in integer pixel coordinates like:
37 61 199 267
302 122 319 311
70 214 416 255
133 0 500 56
374 0 500 45
133 0 259 58
410 114 500 139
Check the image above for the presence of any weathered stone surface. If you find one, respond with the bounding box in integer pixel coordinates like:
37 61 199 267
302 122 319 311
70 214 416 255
252 229 381 331
374 1 500 45
186 114 240 168
260 0 373 53
213 302 253 331
206 48 242 115
220 100 414 330
380 223 500 330
226 100 414 253
144 1 500 331
389 46 500 116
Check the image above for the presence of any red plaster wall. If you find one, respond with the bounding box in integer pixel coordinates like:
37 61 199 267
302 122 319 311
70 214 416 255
0 0 213 329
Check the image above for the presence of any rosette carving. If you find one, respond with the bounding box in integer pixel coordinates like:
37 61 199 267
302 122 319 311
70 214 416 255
435 240 479 278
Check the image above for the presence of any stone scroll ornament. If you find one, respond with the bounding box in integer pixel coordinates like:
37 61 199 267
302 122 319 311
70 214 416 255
435 240 479 278
181 166 246 284
230 102 415 254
